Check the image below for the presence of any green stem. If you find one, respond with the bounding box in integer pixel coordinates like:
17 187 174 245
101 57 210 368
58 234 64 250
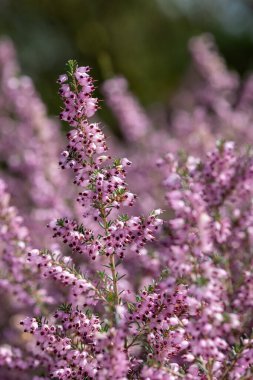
100 204 120 325
206 359 214 380
125 331 145 350
110 254 119 307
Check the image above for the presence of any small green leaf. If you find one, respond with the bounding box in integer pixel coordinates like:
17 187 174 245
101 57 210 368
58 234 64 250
195 276 209 287
106 292 116 303
58 303 72 313
56 218 65 227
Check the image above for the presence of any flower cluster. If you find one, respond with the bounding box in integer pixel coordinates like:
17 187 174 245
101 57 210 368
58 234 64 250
157 141 253 378
0 179 51 312
0 38 73 247
128 280 189 363
50 60 162 267
102 76 151 142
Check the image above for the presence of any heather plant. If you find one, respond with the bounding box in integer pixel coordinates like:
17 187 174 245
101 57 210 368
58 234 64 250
0 38 74 246
15 61 253 379
170 34 253 155
9 60 162 379
0 179 55 380
157 141 253 378
1 37 253 379
0 179 52 324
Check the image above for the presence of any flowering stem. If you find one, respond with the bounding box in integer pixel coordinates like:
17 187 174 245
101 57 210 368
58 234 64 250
125 331 145 350
152 364 185 378
220 356 240 380
220 341 253 380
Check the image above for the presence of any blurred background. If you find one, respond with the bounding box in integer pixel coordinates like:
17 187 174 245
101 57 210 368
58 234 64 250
1 0 253 119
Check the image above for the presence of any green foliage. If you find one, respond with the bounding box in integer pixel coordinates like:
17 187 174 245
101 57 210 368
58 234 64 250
118 214 130 222
58 303 72 313
56 218 65 227
195 276 209 287
35 315 43 328
66 59 78 76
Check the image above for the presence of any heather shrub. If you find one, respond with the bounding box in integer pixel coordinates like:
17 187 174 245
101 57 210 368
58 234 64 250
0 35 253 380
